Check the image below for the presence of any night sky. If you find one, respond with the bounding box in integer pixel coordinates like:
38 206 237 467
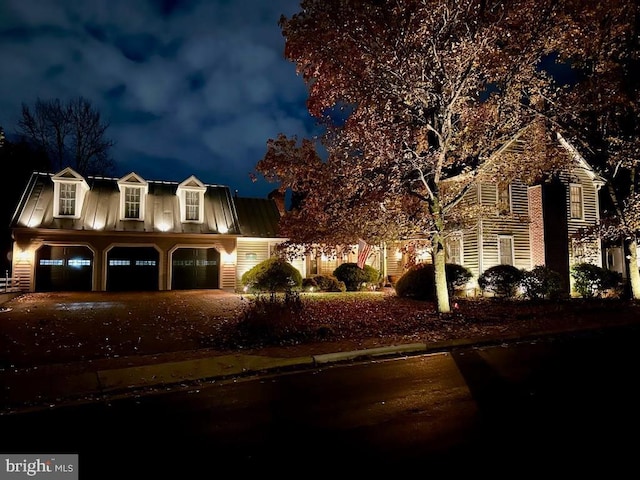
0 0 319 198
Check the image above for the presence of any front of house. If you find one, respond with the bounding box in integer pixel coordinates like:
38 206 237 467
8 132 611 295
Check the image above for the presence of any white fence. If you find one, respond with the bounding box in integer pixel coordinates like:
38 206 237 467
0 273 21 293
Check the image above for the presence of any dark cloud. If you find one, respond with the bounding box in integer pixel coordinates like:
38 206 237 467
0 0 318 197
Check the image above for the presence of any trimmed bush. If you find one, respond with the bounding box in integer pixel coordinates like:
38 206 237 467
333 263 381 291
571 262 623 298
519 266 564 300
304 274 346 292
395 263 473 300
478 264 523 298
241 257 302 293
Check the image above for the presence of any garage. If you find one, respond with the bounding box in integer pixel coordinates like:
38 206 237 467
171 247 220 290
35 245 93 292
107 247 159 291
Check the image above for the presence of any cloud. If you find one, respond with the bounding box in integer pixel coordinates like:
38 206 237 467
0 0 317 197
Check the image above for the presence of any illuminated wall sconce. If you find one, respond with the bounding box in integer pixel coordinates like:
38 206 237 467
222 252 235 265
17 249 31 262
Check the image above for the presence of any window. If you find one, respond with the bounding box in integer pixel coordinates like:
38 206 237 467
498 235 514 266
124 187 141 219
185 190 200 221
177 176 206 224
117 173 148 221
52 167 89 219
497 182 511 215
59 183 76 216
570 184 583 219
445 234 463 265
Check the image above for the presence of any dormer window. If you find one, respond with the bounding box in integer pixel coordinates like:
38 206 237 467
177 176 206 224
52 167 89 219
117 173 148 221
185 190 200 221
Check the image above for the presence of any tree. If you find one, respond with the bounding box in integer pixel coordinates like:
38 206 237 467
0 127 49 273
18 97 115 176
260 0 576 312
551 0 640 300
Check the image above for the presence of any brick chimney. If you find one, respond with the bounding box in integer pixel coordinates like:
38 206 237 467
268 189 286 216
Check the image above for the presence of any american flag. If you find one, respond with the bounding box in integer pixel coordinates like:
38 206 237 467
357 239 372 269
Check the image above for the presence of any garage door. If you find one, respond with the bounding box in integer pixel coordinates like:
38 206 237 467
35 245 93 292
107 247 159 291
171 248 220 290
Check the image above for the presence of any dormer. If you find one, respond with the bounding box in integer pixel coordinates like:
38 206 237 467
177 175 206 224
51 167 90 219
117 172 149 221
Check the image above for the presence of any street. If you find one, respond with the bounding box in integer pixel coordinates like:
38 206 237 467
1 325 639 477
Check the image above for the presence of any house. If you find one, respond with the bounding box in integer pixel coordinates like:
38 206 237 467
9 168 303 293
435 131 606 295
8 130 608 296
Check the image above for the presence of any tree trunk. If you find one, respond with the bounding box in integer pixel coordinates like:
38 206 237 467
433 236 451 313
627 237 640 301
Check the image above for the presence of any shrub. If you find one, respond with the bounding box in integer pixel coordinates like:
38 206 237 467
305 274 346 292
301 277 318 291
234 290 308 346
395 263 473 300
241 257 302 293
333 263 380 291
478 264 523 298
519 266 564 300
570 262 623 298
446 263 474 295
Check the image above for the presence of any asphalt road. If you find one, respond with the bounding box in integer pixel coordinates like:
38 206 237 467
1 324 639 477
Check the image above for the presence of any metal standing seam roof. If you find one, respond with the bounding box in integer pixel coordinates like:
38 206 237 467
10 171 242 235
233 196 282 238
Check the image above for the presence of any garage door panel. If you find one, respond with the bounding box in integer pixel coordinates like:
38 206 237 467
107 247 159 291
35 246 93 292
172 248 219 290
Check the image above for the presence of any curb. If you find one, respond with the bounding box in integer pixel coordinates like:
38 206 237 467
3 321 639 414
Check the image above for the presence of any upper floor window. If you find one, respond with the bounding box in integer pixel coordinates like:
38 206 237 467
497 182 511 215
177 175 206 224
185 190 200 221
124 187 141 218
117 173 148 221
570 184 583 219
59 183 76 215
52 167 89 219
